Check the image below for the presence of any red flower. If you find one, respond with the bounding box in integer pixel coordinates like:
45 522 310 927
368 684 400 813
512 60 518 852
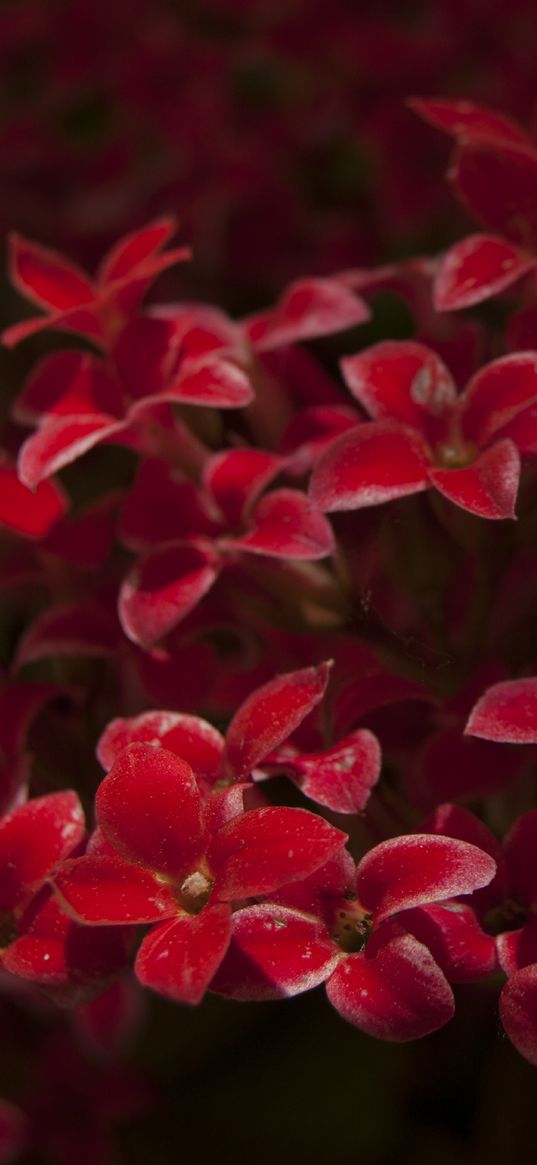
117 449 334 648
411 99 537 309
310 342 537 519
52 742 347 1005
212 832 496 1041
2 218 190 349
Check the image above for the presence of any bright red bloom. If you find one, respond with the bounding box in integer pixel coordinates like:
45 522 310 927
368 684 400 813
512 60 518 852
411 99 537 309
212 833 496 1041
310 342 537 519
2 218 190 349
52 742 347 1005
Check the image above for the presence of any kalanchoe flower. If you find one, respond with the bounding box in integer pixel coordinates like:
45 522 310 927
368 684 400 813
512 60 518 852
118 449 334 648
310 342 537 519
212 832 496 1041
52 741 347 1005
2 217 191 349
14 318 253 489
411 99 537 309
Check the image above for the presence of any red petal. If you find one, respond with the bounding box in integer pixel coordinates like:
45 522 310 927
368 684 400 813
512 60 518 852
0 464 66 539
278 729 381 814
8 233 94 311
465 677 537 743
452 142 537 250
1 306 104 349
341 341 456 436
423 802 507 912
310 422 430 512
118 541 219 649
503 810 537 907
15 601 120 669
429 439 520 520
397 901 497 982
135 903 231 1004
119 460 218 551
326 932 454 1040
53 855 178 924
231 489 335 560
244 277 370 350
497 918 537 975
210 806 347 900
224 662 331 779
434 235 534 310
151 358 253 410
204 448 284 526
95 743 206 878
500 965 537 1065
97 711 224 782
0 791 85 912
99 216 178 284
356 833 496 923
14 351 122 424
461 352 537 446
212 904 339 1000
409 98 528 148
18 415 125 488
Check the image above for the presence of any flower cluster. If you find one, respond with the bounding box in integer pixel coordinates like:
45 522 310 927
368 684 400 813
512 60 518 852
2 91 537 1108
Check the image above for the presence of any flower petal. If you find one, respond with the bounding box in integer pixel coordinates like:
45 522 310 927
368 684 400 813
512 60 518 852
95 743 206 877
276 729 381 814
341 341 456 436
244 277 370 350
429 439 520 520
310 422 430 512
118 541 219 649
326 932 454 1041
356 833 496 923
461 351 537 445
500 965 537 1066
204 448 284 526
230 489 335 560
409 98 528 148
434 235 534 311
212 904 339 1000
0 791 85 912
210 806 347 900
52 855 178 924
224 662 331 779
8 232 94 311
18 415 125 488
135 903 231 1004
465 677 537 743
452 141 537 250
0 463 66 539
396 901 497 982
97 711 224 782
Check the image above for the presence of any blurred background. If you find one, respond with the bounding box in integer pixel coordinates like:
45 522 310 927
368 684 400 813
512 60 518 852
2 1 537 1161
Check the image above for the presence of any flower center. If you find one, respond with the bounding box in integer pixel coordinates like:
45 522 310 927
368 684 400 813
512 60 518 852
177 871 213 915
332 899 372 954
435 440 477 469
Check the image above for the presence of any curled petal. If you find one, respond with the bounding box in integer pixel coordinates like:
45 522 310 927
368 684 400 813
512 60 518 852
152 358 253 410
274 729 381 814
310 422 430 512
465 677 537 743
118 541 219 649
99 216 179 283
500 965 537 1066
397 901 497 982
434 235 534 311
212 904 339 1000
135 903 231 1004
356 833 496 923
210 806 347 900
52 855 178 925
429 439 520 520
230 489 335 560
95 743 206 878
224 662 331 779
326 932 454 1041
0 791 85 912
